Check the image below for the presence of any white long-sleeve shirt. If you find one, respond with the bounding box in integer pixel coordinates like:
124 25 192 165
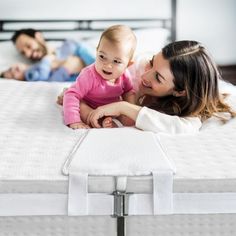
136 106 202 134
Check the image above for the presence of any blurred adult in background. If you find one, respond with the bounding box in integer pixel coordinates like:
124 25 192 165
11 28 95 79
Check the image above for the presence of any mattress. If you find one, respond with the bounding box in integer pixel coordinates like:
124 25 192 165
1 79 236 235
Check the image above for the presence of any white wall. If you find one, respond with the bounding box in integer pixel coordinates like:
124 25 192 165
0 0 171 19
1 0 235 64
177 0 236 65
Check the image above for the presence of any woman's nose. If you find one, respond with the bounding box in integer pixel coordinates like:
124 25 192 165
141 69 152 82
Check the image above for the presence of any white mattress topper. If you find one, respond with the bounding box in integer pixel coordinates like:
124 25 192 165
0 79 236 194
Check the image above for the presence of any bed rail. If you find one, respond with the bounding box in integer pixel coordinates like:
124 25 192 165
0 18 176 42
0 0 176 43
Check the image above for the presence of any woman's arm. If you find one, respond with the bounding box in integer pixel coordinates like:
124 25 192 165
89 102 202 134
88 101 142 128
136 107 202 134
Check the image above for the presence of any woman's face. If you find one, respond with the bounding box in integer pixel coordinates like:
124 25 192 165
140 52 175 97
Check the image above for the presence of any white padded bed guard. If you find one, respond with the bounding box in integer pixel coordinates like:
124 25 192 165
63 128 175 216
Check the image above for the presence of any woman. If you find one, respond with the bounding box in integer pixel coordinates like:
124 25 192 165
88 40 235 134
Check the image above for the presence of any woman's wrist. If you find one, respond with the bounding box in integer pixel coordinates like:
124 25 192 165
118 101 142 121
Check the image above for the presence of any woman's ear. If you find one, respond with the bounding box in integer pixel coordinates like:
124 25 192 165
173 90 186 97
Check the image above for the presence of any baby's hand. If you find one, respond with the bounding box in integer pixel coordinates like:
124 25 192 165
56 88 68 105
62 56 85 74
69 122 90 129
102 117 118 128
44 54 64 70
45 54 53 60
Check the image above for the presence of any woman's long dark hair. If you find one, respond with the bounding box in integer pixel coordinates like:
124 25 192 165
142 40 235 121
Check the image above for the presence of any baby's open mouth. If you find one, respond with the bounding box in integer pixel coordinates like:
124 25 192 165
103 70 112 75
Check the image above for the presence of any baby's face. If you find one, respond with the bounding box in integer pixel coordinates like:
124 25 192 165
95 38 131 83
2 63 27 81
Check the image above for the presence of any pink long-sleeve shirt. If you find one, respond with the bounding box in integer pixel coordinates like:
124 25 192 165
63 63 134 125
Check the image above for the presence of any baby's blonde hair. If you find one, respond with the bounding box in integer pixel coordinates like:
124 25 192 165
97 25 137 60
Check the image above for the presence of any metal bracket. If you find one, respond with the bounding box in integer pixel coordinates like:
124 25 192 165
113 191 132 217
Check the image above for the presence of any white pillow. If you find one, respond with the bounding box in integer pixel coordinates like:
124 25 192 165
134 28 170 56
84 28 170 58
0 41 31 72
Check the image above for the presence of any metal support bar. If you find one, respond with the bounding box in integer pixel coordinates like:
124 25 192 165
171 0 177 41
113 191 131 236
117 217 126 236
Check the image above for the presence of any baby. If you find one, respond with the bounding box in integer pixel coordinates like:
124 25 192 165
0 55 85 82
63 25 137 129
1 63 28 81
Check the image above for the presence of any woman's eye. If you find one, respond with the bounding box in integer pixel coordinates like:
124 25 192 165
99 55 105 60
155 73 161 83
149 59 153 67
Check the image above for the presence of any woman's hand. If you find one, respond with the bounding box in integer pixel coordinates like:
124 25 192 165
88 101 141 128
88 103 123 128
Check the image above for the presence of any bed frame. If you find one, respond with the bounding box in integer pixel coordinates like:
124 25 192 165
0 1 176 43
0 18 176 42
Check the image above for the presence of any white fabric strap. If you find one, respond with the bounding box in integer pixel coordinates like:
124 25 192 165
0 193 114 216
152 170 173 214
173 192 236 214
116 176 127 192
128 192 236 215
2 192 236 216
68 172 88 215
128 194 153 215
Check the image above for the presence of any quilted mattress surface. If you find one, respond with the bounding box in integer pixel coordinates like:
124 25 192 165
0 79 236 194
